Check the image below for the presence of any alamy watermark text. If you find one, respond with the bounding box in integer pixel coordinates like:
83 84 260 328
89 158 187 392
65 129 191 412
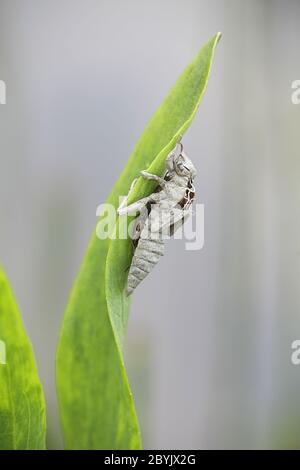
0 80 6 104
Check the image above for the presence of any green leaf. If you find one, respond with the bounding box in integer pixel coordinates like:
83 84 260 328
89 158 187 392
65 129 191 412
56 32 221 450
0 269 46 450
106 33 221 349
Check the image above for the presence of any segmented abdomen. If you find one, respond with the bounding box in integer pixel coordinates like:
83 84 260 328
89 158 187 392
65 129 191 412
126 238 164 296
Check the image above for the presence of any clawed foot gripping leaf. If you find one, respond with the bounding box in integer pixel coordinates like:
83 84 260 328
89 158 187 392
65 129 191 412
56 33 221 450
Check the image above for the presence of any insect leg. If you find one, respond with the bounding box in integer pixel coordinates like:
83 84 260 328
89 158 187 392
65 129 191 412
117 195 155 216
118 189 162 216
140 170 166 187
117 177 138 214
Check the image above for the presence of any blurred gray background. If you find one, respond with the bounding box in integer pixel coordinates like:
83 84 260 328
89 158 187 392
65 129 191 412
1 0 300 449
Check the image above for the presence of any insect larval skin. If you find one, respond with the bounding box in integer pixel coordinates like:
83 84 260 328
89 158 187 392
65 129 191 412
117 139 197 296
